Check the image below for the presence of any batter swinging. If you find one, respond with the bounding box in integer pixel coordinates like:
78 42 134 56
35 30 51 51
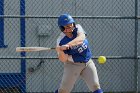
55 14 103 93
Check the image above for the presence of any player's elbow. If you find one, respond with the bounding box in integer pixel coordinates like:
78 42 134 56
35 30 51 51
58 55 68 63
59 57 67 63
79 33 86 41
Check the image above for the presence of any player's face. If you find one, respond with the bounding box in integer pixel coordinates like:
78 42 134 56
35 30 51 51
63 23 74 33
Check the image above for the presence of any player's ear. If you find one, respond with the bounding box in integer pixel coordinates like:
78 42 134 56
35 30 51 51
59 26 65 32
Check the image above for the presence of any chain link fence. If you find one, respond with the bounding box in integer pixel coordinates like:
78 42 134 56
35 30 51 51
0 0 139 93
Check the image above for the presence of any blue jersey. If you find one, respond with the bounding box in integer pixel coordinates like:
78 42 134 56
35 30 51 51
57 24 92 63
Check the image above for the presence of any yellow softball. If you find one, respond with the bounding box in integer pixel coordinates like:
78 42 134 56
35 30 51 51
98 56 106 64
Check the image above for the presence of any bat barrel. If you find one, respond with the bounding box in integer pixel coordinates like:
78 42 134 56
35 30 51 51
16 47 56 52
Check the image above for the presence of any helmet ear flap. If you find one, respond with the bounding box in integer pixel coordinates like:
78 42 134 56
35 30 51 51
59 23 75 32
59 26 65 32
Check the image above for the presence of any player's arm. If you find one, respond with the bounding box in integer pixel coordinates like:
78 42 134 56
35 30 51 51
56 46 68 63
56 36 69 62
67 24 86 46
67 32 85 46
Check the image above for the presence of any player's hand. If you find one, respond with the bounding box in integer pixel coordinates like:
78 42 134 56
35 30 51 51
55 46 61 52
60 45 70 50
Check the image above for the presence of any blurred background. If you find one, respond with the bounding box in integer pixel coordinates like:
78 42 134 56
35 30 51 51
0 0 139 93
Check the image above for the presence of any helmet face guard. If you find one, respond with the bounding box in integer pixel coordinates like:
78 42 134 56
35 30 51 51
58 14 75 32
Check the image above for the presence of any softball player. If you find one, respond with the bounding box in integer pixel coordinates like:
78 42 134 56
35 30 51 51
55 14 103 93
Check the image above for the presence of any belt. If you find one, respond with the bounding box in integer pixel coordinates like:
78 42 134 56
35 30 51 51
67 61 87 63
79 61 86 63
79 59 92 63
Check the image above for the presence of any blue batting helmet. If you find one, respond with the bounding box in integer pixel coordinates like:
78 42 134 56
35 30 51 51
58 14 75 27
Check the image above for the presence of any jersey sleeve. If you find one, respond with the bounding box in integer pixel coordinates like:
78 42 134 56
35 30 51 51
56 32 65 46
56 33 65 55
76 24 87 35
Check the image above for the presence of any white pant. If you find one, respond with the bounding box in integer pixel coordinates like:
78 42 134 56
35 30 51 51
58 59 101 93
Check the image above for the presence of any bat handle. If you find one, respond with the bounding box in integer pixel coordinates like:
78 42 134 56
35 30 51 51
51 48 56 50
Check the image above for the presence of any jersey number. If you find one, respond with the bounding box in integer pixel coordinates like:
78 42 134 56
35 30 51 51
78 43 87 53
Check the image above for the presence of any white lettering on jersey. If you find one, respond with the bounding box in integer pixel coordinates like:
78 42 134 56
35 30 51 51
77 43 87 53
